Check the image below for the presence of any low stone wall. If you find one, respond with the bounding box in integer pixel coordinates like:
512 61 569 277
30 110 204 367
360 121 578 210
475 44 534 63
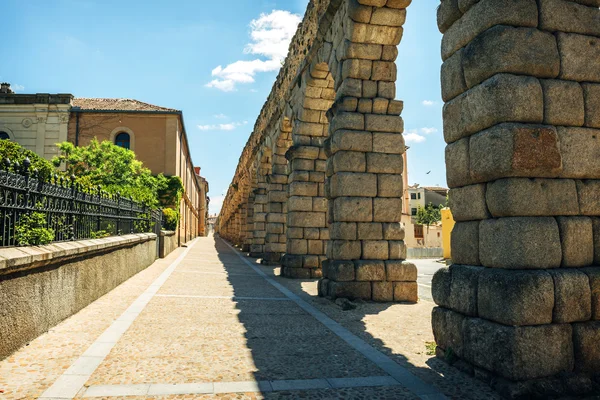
159 230 178 258
407 247 443 259
0 233 157 360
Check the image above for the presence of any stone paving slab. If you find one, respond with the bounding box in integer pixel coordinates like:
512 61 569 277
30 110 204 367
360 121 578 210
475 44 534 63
87 249 389 385
73 384 419 399
158 271 286 298
78 376 409 398
261 256 502 400
0 234 500 400
0 247 187 400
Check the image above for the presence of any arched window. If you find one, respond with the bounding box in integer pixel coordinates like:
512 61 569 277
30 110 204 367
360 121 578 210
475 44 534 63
0 131 10 140
114 132 130 149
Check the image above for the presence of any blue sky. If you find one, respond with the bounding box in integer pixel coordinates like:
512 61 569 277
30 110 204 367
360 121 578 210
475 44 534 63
2 0 444 214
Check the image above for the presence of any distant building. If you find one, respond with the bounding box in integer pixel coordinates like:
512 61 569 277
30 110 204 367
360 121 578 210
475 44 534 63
402 185 448 253
194 167 210 236
407 185 448 217
207 214 218 232
0 83 209 244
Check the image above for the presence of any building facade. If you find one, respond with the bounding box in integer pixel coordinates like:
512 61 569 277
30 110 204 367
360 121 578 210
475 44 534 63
0 85 208 243
194 167 210 237
0 83 72 161
407 185 448 217
67 98 208 243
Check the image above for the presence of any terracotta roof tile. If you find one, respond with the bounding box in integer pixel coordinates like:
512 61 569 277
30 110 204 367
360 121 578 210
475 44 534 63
72 98 179 112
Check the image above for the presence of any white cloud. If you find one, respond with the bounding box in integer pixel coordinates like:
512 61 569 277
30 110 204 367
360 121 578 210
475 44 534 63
197 121 248 131
210 195 225 215
12 84 25 92
206 10 301 92
206 79 236 92
213 113 228 119
422 100 436 106
420 127 438 135
404 129 426 143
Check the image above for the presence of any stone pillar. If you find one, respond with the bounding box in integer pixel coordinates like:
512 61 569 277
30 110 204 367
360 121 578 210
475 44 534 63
222 218 229 241
243 180 256 253
433 0 600 397
230 211 236 244
250 186 268 257
239 200 248 249
251 153 271 258
234 208 242 247
281 67 331 279
318 0 416 302
264 127 293 264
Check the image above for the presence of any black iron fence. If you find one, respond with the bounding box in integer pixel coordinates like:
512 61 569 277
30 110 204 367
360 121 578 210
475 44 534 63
0 158 162 247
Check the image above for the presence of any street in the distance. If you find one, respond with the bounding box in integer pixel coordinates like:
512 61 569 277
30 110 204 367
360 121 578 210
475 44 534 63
409 258 446 302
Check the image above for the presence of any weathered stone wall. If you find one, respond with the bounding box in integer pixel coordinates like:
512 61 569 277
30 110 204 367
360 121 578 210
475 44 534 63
218 0 335 241
263 119 292 264
250 151 271 255
217 0 416 303
281 66 332 278
434 0 600 397
243 176 257 252
0 234 157 360
159 230 178 258
318 0 414 301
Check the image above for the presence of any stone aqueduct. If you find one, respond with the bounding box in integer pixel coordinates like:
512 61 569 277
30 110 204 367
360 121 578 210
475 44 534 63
218 0 600 396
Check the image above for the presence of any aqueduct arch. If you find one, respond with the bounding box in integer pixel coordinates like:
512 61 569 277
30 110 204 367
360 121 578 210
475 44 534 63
218 0 600 396
219 0 413 301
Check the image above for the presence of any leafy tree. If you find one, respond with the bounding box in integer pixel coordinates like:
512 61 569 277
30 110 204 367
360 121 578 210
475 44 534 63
415 202 443 246
158 175 184 208
52 139 167 208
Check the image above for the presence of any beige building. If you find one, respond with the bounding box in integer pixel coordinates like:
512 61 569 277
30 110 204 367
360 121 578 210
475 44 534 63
407 185 448 217
402 149 447 255
194 167 210 237
0 83 72 161
0 84 209 243
68 98 208 243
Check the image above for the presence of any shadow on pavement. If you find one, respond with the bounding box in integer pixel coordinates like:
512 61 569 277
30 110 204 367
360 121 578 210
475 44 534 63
212 235 502 399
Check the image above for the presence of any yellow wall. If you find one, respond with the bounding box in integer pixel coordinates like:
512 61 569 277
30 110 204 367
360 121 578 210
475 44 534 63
67 113 169 174
402 214 443 249
441 208 455 259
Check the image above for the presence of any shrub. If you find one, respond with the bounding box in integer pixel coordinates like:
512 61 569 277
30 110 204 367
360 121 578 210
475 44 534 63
90 230 110 239
0 140 55 180
163 208 179 231
14 212 54 246
158 176 183 231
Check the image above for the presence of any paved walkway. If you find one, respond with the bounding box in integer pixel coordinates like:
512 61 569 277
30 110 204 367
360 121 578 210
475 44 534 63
0 235 500 400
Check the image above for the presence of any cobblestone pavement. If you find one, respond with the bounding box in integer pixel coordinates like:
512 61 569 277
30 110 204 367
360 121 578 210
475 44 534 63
0 235 500 400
